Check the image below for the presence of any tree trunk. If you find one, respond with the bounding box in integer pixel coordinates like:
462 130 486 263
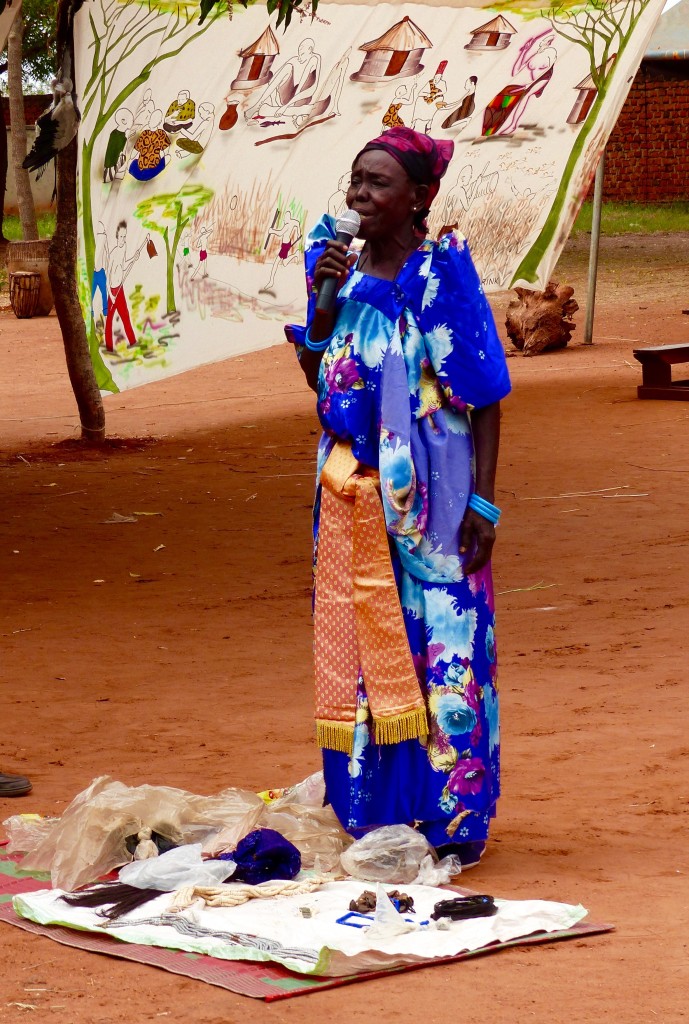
0 90 8 243
7 12 39 241
49 136 105 442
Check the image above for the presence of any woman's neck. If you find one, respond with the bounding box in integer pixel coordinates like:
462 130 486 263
361 226 421 281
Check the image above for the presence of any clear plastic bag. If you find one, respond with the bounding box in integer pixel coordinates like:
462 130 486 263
365 883 418 939
275 771 326 808
2 814 58 855
340 825 433 884
413 853 463 885
252 771 349 873
118 843 236 891
21 776 265 892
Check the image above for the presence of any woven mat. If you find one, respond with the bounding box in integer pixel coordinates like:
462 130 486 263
0 855 614 1001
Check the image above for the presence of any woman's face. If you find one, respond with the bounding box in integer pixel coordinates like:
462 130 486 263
346 150 425 241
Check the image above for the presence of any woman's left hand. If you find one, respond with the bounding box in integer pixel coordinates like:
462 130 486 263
459 508 496 575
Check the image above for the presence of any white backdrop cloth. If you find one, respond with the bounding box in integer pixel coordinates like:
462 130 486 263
73 0 664 393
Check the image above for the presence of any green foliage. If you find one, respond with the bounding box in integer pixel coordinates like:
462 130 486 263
0 0 56 89
489 0 593 14
1 212 55 240
266 0 316 30
129 283 161 324
133 185 214 313
134 185 214 233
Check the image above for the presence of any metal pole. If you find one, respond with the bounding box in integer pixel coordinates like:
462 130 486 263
584 148 606 346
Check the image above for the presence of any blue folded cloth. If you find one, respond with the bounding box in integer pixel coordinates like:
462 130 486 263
219 828 302 885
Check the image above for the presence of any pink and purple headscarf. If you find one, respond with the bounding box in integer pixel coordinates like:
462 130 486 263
355 127 454 226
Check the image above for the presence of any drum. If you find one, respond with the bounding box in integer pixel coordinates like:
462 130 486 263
9 271 42 319
7 238 54 315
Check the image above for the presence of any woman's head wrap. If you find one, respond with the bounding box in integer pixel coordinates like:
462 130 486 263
354 127 454 231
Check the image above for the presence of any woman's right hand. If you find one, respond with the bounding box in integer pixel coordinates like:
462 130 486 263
307 240 358 355
313 240 356 293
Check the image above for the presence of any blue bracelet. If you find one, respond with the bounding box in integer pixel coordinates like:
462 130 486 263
468 493 501 525
304 326 332 352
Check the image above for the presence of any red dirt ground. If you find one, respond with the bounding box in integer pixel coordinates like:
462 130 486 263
1 234 688 1023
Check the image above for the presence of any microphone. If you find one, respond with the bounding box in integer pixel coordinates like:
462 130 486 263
315 208 361 314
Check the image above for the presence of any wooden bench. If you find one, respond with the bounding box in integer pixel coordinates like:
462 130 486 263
633 344 689 400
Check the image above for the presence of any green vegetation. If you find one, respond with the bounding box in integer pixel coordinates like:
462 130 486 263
2 212 56 240
571 201 689 237
0 0 56 90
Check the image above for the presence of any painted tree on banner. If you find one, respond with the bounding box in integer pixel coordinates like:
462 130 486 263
79 0 229 391
134 186 214 314
512 0 655 285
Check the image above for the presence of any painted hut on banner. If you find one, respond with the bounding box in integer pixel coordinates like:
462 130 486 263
351 16 432 82
230 26 280 90
464 16 517 51
567 54 617 125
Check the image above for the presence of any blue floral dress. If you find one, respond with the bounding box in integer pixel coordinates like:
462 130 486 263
286 215 511 847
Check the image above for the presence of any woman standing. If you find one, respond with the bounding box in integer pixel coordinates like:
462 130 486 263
286 128 510 868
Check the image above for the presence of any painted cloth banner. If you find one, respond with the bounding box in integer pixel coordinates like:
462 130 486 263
74 0 663 394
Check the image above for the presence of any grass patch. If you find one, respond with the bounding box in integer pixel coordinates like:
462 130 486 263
572 201 689 236
1 212 56 241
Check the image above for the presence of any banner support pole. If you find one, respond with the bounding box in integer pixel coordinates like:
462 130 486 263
584 148 606 346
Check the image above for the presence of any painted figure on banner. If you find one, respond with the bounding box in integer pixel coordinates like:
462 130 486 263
256 49 351 143
443 161 499 224
104 221 150 352
91 221 109 320
103 107 134 182
328 173 351 218
441 76 478 133
412 62 449 135
163 89 196 132
260 210 302 295
245 38 321 123
483 31 558 138
178 228 194 273
176 102 215 157
130 110 170 181
191 225 213 280
133 88 155 133
288 48 350 129
382 84 414 129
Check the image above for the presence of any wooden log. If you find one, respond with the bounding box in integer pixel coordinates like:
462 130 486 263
505 281 579 357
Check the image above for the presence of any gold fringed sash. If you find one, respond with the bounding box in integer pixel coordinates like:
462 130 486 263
314 442 428 754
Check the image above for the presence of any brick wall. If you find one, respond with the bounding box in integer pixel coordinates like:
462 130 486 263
1 94 52 128
596 60 689 202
